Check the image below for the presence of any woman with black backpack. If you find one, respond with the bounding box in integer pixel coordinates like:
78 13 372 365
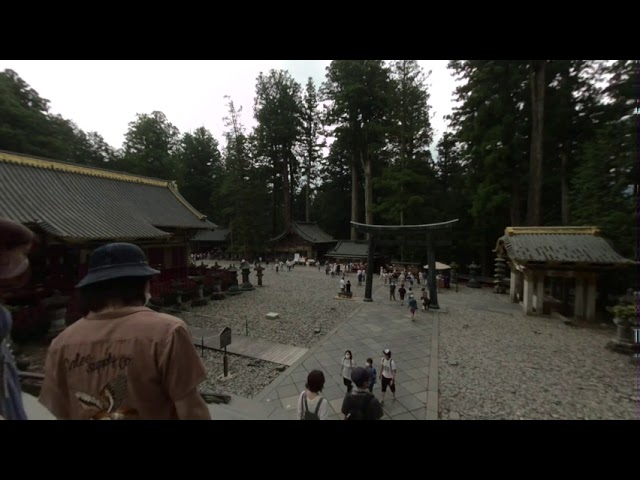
297 370 329 420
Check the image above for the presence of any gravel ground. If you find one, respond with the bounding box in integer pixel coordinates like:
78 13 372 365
183 261 361 348
438 286 638 420
182 261 362 398
197 349 284 399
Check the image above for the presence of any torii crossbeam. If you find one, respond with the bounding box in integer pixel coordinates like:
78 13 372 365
351 219 459 308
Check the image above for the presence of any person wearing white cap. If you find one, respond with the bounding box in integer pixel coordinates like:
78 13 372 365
379 348 397 404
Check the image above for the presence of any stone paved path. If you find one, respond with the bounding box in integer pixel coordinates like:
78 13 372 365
255 282 439 420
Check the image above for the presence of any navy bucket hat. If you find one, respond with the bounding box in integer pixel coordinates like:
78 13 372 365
350 367 370 387
76 242 160 288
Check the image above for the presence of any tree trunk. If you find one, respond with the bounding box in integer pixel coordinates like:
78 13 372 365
364 155 374 226
480 238 488 277
281 150 291 228
510 182 521 226
361 128 374 227
289 152 295 223
526 60 546 226
272 168 279 235
305 145 311 222
560 151 569 224
350 153 359 240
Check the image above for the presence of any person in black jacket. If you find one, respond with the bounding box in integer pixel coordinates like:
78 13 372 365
341 367 384 420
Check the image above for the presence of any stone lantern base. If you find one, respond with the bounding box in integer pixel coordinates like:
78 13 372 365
606 321 638 355
226 286 242 296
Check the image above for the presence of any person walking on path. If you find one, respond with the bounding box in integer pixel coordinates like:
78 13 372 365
389 281 396 301
341 367 384 420
420 288 430 311
0 219 36 420
39 242 211 420
379 349 397 404
408 294 418 321
398 285 407 305
297 370 329 420
364 358 377 393
341 350 355 393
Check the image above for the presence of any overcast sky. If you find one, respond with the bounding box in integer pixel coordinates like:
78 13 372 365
0 60 459 153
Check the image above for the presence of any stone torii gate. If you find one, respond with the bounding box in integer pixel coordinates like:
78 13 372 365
351 219 459 309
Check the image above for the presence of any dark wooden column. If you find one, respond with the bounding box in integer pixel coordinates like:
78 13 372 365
364 234 376 302
427 233 439 309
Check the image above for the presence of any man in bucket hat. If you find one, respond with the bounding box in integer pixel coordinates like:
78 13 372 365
39 243 211 420
340 367 383 420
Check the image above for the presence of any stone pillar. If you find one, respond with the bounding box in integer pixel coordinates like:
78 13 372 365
574 277 585 319
584 275 597 322
534 272 545 314
523 271 534 315
509 271 517 303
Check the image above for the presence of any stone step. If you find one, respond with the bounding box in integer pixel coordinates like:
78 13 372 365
209 393 292 420
189 327 308 366
22 390 291 421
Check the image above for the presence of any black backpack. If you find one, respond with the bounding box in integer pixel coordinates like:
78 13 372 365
345 393 374 420
301 393 324 420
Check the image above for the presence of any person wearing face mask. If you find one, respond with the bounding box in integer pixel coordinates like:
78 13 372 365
0 218 37 420
341 350 355 393
39 242 210 420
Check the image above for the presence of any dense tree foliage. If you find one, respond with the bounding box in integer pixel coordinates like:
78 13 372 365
1 61 635 271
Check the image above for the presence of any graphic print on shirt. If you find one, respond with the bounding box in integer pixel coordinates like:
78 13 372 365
74 374 139 420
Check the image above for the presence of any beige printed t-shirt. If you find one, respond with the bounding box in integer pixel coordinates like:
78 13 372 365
39 306 206 420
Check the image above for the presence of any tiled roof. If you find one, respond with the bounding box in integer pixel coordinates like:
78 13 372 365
294 222 335 243
326 241 370 258
499 226 633 266
192 228 230 242
268 221 335 244
0 150 215 241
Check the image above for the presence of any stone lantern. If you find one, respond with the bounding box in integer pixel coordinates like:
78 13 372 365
226 266 242 296
607 289 638 355
467 261 481 288
44 292 71 338
449 261 459 292
493 254 508 294
241 265 255 291
190 276 208 307
210 272 225 300
171 280 187 310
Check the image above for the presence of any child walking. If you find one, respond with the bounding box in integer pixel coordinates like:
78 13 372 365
408 294 418 321
365 358 377 393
